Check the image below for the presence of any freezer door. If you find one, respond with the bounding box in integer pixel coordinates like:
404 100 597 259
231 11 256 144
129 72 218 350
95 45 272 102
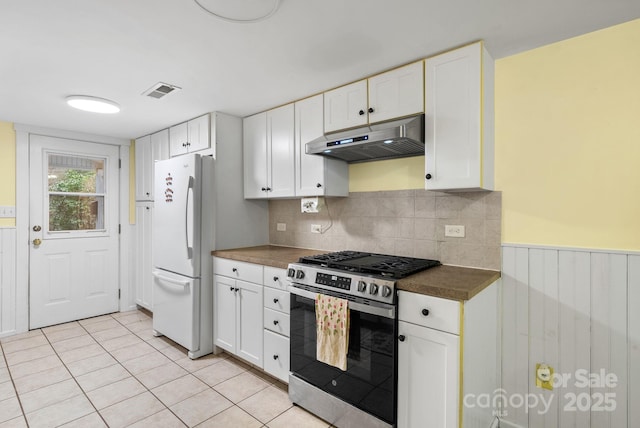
153 154 202 277
152 269 199 351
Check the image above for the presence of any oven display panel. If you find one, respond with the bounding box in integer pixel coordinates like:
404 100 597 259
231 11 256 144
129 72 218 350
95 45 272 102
315 273 351 290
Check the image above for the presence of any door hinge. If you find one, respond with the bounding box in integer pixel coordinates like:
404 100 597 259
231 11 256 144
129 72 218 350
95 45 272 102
118 224 121 234
119 159 122 169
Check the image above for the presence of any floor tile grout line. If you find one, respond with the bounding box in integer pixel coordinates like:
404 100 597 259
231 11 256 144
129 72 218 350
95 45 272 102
0 336 32 427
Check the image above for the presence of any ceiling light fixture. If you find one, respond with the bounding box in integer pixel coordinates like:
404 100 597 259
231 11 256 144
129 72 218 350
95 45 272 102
65 95 120 114
193 0 281 23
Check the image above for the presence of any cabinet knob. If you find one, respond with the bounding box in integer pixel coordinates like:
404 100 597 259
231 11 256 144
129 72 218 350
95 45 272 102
368 107 374 114
146 207 149 210
273 354 279 360
146 192 150 196
358 109 365 116
232 268 238 273
273 298 279 304
398 335 406 342
421 308 430 317
273 276 279 282
425 173 432 180
266 187 272 191
273 320 279 325
229 286 234 291
182 143 187 147
234 287 239 292
316 183 322 188
261 187 267 192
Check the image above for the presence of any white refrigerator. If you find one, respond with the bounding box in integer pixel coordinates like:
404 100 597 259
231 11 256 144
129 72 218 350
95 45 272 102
152 153 214 359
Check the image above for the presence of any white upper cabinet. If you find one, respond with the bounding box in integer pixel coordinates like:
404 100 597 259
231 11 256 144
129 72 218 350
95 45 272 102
243 104 295 199
324 80 368 133
169 114 210 157
135 129 170 201
295 95 348 197
324 61 424 133
368 61 424 124
424 42 495 191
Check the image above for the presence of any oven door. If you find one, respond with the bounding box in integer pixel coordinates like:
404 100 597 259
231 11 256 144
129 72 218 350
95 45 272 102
289 285 397 425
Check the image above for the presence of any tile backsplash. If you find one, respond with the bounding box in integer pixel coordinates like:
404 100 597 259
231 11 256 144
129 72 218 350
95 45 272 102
268 190 501 270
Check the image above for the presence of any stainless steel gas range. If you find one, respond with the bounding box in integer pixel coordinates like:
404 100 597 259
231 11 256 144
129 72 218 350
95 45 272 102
287 251 440 428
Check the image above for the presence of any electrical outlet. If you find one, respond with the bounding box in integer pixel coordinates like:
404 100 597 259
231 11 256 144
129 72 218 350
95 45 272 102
444 225 465 238
276 223 286 232
311 224 322 234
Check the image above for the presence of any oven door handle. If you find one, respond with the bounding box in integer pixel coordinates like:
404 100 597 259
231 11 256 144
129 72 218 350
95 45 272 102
289 285 396 319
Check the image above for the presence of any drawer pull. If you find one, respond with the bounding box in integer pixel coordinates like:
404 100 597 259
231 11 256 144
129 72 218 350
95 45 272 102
421 309 430 317
273 320 279 325
273 276 279 282
398 335 406 342
273 298 279 304
273 354 279 360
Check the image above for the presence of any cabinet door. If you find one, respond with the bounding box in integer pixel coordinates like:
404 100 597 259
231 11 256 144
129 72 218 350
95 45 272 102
295 95 325 196
150 129 169 201
397 321 460 428
187 114 210 152
263 330 290 383
134 202 153 310
134 135 152 200
243 112 268 198
267 104 295 198
425 43 482 190
324 80 368 133
368 61 424 123
237 280 263 368
169 122 189 157
214 275 237 353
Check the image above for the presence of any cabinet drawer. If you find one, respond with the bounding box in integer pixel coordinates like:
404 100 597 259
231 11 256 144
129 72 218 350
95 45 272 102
398 291 460 335
264 308 290 337
213 257 263 284
263 330 290 383
264 288 290 314
263 267 288 290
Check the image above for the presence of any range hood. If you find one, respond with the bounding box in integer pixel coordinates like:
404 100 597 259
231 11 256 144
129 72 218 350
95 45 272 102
306 114 424 163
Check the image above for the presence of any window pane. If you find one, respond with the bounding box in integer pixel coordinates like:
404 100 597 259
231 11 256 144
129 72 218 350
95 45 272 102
49 195 105 231
48 154 105 193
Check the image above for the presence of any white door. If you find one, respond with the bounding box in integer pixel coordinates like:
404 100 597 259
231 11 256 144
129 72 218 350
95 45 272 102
267 104 295 198
237 279 263 367
29 135 120 329
323 80 368 132
242 112 268 199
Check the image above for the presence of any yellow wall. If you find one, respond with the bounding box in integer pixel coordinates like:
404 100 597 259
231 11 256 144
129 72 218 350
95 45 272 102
495 18 640 250
0 122 16 227
349 156 425 192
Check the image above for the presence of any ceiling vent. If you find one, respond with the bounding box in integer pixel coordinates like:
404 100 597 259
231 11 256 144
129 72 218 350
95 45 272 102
142 82 181 99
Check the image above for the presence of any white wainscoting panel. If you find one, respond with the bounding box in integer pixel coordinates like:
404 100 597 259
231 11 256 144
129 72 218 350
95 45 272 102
0 228 17 337
501 245 638 428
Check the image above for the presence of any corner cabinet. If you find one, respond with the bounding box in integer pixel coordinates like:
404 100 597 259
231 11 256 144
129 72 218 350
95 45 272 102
424 42 495 191
295 95 348 197
169 114 210 157
213 258 264 368
397 281 500 428
243 104 295 199
324 61 424 133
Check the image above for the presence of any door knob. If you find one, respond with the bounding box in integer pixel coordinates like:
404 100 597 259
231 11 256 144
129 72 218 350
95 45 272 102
33 238 42 246
33 225 41 232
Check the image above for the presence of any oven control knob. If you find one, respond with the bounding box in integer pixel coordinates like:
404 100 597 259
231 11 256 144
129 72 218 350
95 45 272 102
380 285 392 298
295 270 305 279
287 268 296 278
369 283 379 295
357 281 367 292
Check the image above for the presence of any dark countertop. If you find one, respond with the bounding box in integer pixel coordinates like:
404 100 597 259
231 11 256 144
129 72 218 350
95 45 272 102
212 245 500 302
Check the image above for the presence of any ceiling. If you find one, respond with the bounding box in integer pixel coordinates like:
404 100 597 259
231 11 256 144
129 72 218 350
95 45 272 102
1 0 638 140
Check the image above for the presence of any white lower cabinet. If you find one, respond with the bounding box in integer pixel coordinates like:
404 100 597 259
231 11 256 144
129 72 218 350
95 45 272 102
213 258 264 368
397 282 500 428
262 266 290 383
134 202 153 310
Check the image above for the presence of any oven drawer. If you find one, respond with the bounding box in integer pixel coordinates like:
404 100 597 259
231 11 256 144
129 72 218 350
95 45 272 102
263 330 290 383
263 267 288 290
264 308 290 337
213 257 263 284
264 287 290 314
398 291 461 335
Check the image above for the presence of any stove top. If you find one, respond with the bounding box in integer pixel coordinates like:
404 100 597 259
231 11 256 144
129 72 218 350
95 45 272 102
297 250 440 279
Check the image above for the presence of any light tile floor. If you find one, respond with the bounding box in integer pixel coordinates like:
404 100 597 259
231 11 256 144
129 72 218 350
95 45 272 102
0 310 331 428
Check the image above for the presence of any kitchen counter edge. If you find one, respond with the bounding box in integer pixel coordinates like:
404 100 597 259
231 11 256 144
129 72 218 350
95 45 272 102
212 245 500 302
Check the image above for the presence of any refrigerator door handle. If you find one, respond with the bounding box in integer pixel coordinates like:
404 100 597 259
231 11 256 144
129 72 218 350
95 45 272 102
153 270 190 288
185 175 194 260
